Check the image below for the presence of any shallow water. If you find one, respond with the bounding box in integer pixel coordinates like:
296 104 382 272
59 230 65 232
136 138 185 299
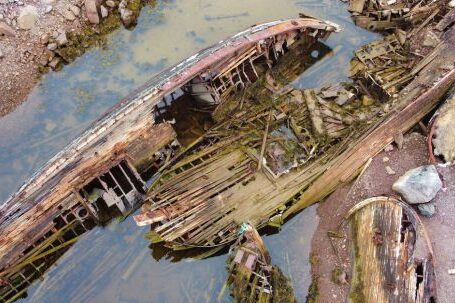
0 0 379 301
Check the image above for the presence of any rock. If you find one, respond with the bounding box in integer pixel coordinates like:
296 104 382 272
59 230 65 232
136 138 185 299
47 42 57 51
105 0 116 7
45 5 53 13
417 203 436 217
68 4 80 16
119 7 134 27
56 32 67 46
384 144 394 152
62 9 76 21
48 57 61 70
385 166 395 175
40 33 49 44
0 48 4 59
100 5 108 18
382 156 389 162
17 5 39 30
423 31 440 48
392 165 442 204
0 21 16 36
450 0 455 8
119 0 127 8
85 0 101 24
432 94 455 163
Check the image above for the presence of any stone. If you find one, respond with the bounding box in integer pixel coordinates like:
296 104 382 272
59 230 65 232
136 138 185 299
417 203 436 217
62 9 76 21
17 5 39 30
68 4 80 16
119 7 134 27
45 5 53 13
85 0 101 24
40 33 49 44
119 0 126 8
100 5 108 18
382 156 389 162
56 32 68 46
392 165 442 204
423 31 440 48
0 21 16 36
450 0 455 8
47 42 57 51
384 144 394 152
385 166 395 175
48 57 60 70
0 48 4 59
105 0 116 7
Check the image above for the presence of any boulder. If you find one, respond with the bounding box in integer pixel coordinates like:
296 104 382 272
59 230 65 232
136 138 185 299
392 165 442 204
85 0 101 24
17 5 39 30
0 21 16 36
417 203 436 217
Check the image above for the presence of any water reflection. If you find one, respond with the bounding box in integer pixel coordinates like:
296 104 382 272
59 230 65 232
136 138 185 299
0 0 379 302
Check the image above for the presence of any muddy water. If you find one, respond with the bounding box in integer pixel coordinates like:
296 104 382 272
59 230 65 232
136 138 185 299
0 0 378 302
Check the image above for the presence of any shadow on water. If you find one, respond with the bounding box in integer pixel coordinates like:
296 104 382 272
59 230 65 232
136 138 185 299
0 0 380 302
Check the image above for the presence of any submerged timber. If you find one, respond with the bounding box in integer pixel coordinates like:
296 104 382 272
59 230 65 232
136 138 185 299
0 17 338 302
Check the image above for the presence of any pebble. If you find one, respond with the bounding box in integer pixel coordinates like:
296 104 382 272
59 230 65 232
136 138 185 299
0 21 16 36
450 0 455 8
384 144 394 152
382 156 389 162
106 0 116 7
47 42 57 51
385 166 396 175
85 0 101 24
40 33 50 44
418 203 436 217
62 9 76 21
0 48 4 59
44 5 53 14
17 5 39 30
48 57 60 70
69 4 80 16
392 165 442 204
56 32 67 46
100 5 108 18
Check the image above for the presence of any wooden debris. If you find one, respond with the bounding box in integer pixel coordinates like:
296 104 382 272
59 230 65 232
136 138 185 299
226 224 296 303
344 196 436 302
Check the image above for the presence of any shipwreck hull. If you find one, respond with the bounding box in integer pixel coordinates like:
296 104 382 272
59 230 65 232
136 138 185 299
346 196 436 303
0 17 338 302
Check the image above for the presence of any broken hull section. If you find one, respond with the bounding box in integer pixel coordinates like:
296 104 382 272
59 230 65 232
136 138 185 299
0 17 338 302
346 197 436 303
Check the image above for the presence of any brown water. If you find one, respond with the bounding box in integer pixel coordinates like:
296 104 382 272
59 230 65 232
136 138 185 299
0 0 379 302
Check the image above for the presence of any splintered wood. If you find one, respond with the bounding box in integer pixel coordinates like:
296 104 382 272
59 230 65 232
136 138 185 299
347 197 436 303
226 224 296 303
135 7 455 254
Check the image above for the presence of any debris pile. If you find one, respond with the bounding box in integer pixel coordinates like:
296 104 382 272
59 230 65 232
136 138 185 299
226 224 296 303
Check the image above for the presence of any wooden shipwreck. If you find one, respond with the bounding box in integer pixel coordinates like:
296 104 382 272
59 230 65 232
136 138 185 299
134 2 455 265
0 16 338 302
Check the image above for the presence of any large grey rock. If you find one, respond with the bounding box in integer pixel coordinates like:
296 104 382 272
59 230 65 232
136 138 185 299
85 0 100 24
418 203 436 217
17 5 39 30
392 165 442 204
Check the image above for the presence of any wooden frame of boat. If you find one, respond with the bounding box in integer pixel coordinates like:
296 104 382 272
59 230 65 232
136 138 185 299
0 16 338 302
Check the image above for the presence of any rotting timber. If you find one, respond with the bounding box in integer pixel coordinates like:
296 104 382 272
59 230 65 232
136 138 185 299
226 224 296 303
344 196 436 303
135 3 455 259
0 17 338 302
